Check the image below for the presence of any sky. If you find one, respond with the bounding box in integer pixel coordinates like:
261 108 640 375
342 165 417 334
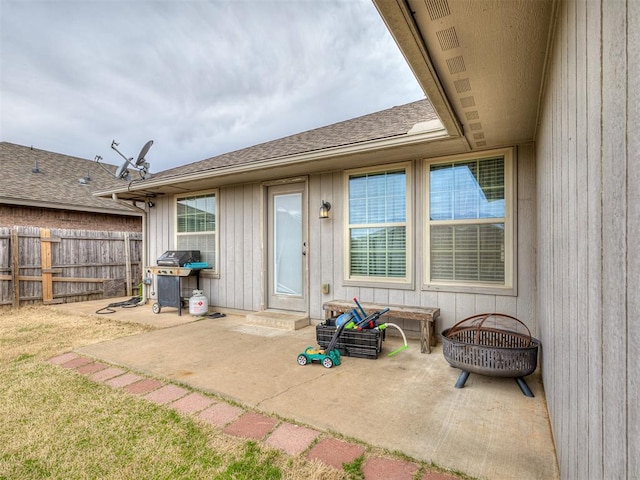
0 0 425 173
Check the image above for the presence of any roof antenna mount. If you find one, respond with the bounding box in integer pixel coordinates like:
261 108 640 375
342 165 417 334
107 140 154 181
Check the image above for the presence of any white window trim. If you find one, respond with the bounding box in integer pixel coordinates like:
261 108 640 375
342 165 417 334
174 189 220 277
343 162 414 288
423 148 517 296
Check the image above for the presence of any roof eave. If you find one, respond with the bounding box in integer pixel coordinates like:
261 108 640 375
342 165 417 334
0 197 143 217
372 0 465 140
94 126 451 198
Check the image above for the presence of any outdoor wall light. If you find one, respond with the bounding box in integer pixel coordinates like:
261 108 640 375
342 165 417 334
147 201 155 208
319 201 331 219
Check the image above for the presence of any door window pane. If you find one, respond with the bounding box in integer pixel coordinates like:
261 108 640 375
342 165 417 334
274 193 302 295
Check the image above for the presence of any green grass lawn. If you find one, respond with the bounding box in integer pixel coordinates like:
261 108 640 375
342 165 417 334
0 307 349 480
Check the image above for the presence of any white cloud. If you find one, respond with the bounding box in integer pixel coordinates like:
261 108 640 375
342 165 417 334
1 0 424 171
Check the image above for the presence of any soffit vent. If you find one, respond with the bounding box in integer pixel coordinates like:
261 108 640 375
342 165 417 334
446 55 466 75
453 78 471 93
425 0 451 21
465 110 479 121
435 26 459 50
460 96 476 108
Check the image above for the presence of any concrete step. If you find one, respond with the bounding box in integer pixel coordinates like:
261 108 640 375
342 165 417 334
245 310 309 330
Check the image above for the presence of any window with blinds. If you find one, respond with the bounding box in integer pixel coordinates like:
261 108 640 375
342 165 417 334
176 191 217 271
426 150 514 290
346 166 411 283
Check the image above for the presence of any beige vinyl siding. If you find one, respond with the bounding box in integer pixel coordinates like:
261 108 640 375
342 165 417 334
536 1 638 478
147 183 263 312
146 147 536 341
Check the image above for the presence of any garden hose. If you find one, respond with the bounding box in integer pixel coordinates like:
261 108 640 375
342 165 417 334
379 322 408 356
95 284 144 314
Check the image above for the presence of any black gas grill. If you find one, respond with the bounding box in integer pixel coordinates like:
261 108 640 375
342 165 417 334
146 250 205 316
156 250 201 267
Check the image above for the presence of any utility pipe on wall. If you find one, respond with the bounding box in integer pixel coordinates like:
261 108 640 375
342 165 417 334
112 194 148 304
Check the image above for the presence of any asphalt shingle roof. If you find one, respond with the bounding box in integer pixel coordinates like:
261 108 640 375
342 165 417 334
0 142 140 214
4 99 436 201
151 99 435 180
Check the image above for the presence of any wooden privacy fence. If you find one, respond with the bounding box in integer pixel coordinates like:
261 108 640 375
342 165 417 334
0 226 142 307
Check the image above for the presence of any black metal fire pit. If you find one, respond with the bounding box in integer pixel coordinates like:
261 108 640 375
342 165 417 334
441 313 540 397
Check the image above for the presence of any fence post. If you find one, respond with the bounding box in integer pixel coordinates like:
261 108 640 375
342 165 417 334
11 229 19 308
40 228 53 303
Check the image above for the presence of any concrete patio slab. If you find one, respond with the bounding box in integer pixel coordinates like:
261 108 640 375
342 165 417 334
60 298 559 479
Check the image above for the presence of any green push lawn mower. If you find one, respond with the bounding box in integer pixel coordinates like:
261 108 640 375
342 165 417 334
296 318 347 368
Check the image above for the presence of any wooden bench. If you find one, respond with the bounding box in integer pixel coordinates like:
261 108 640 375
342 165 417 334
322 300 440 354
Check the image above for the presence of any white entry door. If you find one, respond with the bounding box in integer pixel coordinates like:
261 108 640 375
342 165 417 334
267 183 307 312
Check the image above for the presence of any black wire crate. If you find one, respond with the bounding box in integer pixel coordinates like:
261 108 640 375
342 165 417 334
316 320 383 359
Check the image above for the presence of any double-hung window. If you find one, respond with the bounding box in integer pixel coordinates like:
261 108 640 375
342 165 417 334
425 148 515 293
175 191 218 272
345 164 412 285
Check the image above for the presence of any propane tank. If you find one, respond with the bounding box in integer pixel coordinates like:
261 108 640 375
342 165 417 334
189 290 208 316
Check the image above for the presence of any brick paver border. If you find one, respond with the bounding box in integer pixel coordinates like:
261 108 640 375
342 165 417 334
47 352 460 479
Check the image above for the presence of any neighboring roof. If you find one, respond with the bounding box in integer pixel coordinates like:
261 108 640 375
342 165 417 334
0 142 142 215
96 99 457 200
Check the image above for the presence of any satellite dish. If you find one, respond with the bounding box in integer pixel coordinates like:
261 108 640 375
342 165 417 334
107 139 154 180
115 161 131 180
135 140 153 167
